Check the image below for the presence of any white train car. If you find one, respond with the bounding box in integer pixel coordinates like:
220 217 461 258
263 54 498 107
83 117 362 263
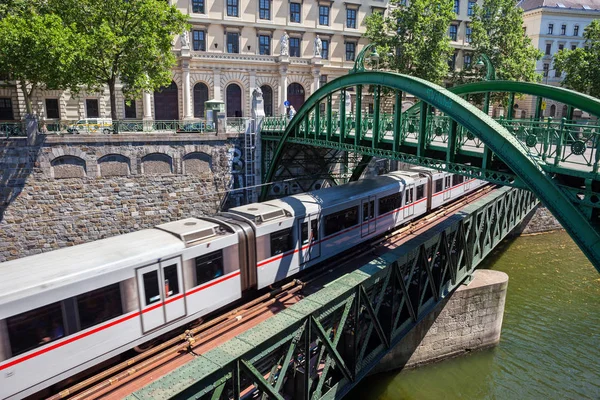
0 218 248 400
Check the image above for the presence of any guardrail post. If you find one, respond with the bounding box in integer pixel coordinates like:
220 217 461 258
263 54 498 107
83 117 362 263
373 85 381 148
394 90 402 153
507 93 515 119
554 117 565 166
355 85 362 145
542 117 552 161
417 102 427 157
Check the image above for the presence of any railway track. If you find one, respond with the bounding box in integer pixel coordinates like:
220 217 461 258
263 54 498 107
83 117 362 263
44 185 496 400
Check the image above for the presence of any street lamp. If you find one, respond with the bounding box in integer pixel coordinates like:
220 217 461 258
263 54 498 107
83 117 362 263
475 54 496 81
370 47 380 70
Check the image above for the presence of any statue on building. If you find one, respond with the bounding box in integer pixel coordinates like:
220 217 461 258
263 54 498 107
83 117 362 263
314 35 322 58
181 31 190 48
280 31 289 56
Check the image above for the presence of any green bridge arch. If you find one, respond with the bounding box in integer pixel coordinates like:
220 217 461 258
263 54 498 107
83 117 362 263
260 71 600 273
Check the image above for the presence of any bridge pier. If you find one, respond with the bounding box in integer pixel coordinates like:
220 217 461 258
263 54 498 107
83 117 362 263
371 269 508 374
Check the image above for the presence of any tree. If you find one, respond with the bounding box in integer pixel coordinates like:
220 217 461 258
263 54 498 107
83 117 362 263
0 7 83 114
455 0 542 91
554 20 600 98
47 0 189 120
364 0 455 85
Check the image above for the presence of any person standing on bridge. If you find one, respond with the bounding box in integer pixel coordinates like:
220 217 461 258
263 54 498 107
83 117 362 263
289 106 296 120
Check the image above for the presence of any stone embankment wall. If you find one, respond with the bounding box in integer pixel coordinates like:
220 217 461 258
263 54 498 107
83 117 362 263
372 269 508 374
517 204 563 234
0 134 244 262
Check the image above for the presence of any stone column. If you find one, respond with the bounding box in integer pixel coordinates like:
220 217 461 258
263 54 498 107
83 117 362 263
249 70 256 118
279 62 289 115
213 68 222 101
142 91 153 121
182 59 192 120
312 67 320 95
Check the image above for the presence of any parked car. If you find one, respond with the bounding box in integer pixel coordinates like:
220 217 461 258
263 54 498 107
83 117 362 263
67 118 113 134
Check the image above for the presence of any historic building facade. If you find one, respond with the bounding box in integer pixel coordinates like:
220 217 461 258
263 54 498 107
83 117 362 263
0 0 390 124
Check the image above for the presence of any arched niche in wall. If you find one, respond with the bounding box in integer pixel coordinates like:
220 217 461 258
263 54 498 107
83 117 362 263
183 152 212 175
51 156 86 178
141 153 173 175
98 154 131 177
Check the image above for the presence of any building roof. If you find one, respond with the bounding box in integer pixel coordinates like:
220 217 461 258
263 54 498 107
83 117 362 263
519 0 600 12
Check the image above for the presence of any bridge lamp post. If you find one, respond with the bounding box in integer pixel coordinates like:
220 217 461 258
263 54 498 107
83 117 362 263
475 54 496 117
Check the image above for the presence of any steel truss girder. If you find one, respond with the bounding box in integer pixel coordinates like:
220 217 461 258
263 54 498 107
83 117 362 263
260 72 600 273
129 187 538 400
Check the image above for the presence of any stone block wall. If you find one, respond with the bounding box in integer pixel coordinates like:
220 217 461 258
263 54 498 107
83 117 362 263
517 204 563 234
0 133 245 262
372 269 509 374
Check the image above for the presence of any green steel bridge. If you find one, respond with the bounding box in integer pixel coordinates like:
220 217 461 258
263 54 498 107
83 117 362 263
259 65 600 274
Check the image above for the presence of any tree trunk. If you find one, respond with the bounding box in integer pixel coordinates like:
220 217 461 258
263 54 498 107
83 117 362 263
108 79 118 121
20 81 33 115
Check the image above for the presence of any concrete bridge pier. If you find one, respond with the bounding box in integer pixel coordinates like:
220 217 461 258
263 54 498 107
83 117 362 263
371 269 508 374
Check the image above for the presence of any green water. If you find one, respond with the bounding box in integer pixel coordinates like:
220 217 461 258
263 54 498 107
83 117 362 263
347 231 600 399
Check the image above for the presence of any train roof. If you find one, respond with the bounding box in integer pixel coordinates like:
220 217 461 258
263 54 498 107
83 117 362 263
0 227 186 306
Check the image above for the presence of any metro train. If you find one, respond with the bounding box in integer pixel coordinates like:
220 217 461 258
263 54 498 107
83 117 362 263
0 167 485 399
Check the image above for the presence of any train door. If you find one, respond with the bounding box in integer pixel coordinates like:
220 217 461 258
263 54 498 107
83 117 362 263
136 257 186 333
464 177 471 191
443 176 452 201
361 196 376 237
403 185 415 218
299 214 320 265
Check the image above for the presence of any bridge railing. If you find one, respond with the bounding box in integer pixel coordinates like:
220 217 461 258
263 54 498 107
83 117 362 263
0 121 26 138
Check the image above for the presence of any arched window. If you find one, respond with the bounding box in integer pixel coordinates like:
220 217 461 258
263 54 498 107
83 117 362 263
287 83 305 111
98 154 130 177
549 104 556 118
562 105 568 119
193 82 209 118
154 81 179 120
261 85 273 117
142 153 173 174
51 156 86 178
226 84 242 117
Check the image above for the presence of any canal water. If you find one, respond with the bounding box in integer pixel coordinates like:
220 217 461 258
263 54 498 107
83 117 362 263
347 230 600 399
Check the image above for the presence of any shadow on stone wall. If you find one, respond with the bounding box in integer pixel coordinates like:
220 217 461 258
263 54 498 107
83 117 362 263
0 136 45 223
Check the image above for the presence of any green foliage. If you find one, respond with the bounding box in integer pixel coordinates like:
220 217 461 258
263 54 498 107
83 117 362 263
455 0 542 91
0 9 83 113
364 0 455 85
554 20 600 98
46 0 189 119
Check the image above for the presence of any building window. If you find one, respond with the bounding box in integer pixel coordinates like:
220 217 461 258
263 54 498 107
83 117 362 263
321 39 329 59
448 52 457 70
290 2 301 23
453 0 459 13
319 5 330 25
467 0 475 16
289 37 300 57
227 32 239 53
545 43 552 55
346 42 356 61
449 24 458 41
571 44 577 50
227 0 239 17
555 67 561 77
193 30 206 51
558 43 564 51
270 228 294 256
195 250 224 286
464 54 472 68
319 74 328 88
259 0 271 20
192 0 205 13
0 97 14 120
347 8 357 29
261 85 273 116
77 283 123 330
560 24 566 35
465 26 472 42
259 34 270 55
86 99 99 118
548 23 553 35
7 302 65 356
45 98 60 119
124 100 136 119
543 63 549 77
574 25 579 36
194 82 209 118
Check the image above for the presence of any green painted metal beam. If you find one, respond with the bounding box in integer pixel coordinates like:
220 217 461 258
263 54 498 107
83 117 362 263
259 71 600 273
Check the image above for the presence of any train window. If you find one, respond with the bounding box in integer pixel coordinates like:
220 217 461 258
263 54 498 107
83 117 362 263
77 283 123 330
163 264 180 297
195 250 225 286
300 220 319 245
6 302 65 356
143 271 161 305
452 175 464 186
405 188 414 205
324 206 359 236
271 228 294 256
379 193 402 214
416 184 425 200
445 176 451 188
434 179 443 193
363 200 374 221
